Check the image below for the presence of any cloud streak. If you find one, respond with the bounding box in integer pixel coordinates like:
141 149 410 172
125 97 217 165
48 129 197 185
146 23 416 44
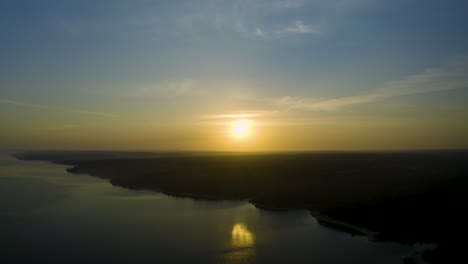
254 20 320 39
201 110 275 121
0 99 118 118
265 57 468 111
283 20 320 34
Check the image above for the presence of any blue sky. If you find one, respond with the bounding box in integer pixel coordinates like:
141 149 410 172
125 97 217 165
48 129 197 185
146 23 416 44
1 0 468 150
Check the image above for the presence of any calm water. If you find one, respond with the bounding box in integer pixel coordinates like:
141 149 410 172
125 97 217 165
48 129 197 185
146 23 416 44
0 153 417 263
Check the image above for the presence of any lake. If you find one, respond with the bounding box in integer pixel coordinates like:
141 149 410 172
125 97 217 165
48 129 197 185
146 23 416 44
0 153 418 263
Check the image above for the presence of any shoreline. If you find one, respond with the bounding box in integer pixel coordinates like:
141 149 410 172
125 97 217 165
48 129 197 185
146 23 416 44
13 150 468 263
309 210 378 241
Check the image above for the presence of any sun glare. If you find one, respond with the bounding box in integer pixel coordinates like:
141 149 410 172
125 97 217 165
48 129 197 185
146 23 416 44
231 120 251 138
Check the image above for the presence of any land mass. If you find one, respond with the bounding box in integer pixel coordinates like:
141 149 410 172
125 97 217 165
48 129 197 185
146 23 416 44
15 150 468 263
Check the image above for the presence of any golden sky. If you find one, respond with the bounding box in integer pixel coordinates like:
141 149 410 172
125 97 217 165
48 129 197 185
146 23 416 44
1 1 468 151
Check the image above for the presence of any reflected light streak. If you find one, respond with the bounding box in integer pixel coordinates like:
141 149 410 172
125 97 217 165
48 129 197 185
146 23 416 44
231 223 254 248
220 223 256 263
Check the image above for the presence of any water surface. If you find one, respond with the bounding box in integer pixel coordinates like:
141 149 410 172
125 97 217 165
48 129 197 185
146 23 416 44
0 153 415 263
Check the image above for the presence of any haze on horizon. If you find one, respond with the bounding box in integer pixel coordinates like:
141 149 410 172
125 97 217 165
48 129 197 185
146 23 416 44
1 0 467 151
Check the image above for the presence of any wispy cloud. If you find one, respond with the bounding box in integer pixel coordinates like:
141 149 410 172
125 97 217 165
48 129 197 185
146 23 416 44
198 110 279 126
50 0 365 42
0 99 118 118
264 57 468 111
69 110 118 118
254 20 320 39
0 99 50 110
201 111 272 121
254 27 269 38
283 20 320 34
164 79 203 96
198 110 346 127
114 79 254 100
113 79 206 98
272 0 307 9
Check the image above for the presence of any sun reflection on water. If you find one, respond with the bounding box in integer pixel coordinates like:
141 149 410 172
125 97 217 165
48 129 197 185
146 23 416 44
231 223 254 248
219 223 256 264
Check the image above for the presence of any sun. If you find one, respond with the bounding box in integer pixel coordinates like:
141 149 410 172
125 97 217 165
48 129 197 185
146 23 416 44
231 120 251 138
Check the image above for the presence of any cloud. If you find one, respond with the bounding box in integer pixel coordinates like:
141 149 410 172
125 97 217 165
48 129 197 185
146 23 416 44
283 20 320 34
0 99 50 110
272 0 307 9
116 78 254 100
264 57 468 111
254 27 269 38
254 20 320 39
121 79 207 98
145 1 322 40
198 110 279 126
49 0 364 41
0 99 118 118
70 110 118 118
165 79 201 96
201 111 272 121
198 109 349 127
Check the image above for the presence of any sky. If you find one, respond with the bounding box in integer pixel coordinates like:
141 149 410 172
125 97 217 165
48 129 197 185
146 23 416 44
1 0 468 151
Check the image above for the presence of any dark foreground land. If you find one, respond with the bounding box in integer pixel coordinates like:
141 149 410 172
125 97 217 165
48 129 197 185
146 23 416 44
15 150 468 263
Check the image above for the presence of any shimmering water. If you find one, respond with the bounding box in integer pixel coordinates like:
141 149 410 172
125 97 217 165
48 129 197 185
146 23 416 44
0 153 416 263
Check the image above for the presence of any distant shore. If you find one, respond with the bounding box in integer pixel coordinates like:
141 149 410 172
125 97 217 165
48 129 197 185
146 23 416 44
14 150 468 263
